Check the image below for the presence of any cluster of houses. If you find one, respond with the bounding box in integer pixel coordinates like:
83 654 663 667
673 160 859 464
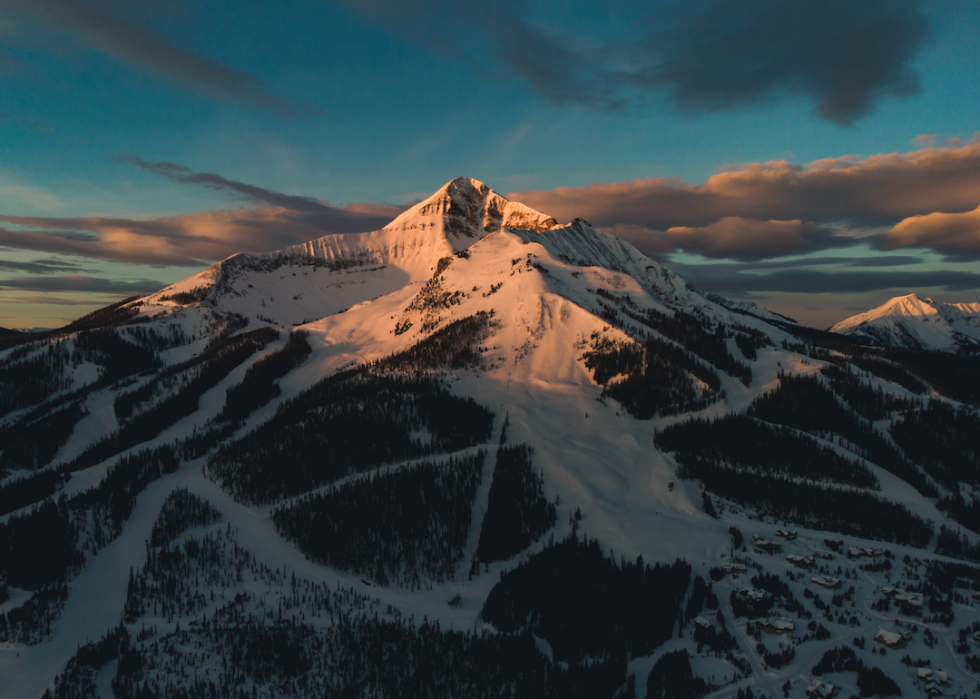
917 667 949 697
848 546 882 558
881 587 924 613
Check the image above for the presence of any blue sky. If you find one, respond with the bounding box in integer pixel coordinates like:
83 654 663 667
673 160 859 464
1 0 979 329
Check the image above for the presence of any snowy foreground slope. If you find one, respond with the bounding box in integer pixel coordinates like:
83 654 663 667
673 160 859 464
1 178 980 699
831 292 980 352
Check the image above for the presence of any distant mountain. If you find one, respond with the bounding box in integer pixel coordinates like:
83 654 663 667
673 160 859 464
830 293 980 352
1 179 979 699
0 327 23 337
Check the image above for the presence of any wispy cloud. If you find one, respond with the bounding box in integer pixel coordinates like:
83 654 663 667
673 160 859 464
0 258 82 274
0 275 166 294
1 0 320 118
0 112 54 134
117 156 390 228
0 162 406 267
672 264 980 296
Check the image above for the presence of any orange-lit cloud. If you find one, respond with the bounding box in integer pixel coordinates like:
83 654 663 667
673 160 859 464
512 141 980 232
876 205 980 261
0 203 403 267
662 218 851 261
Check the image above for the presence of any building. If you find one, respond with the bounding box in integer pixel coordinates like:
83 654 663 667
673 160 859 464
775 529 798 540
753 539 783 553
805 678 835 699
874 627 911 650
693 616 713 629
755 618 794 634
848 546 881 558
722 562 747 575
811 575 842 590
787 554 815 569
738 587 769 603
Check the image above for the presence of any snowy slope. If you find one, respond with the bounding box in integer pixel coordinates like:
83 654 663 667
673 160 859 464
2 179 980 699
830 293 980 351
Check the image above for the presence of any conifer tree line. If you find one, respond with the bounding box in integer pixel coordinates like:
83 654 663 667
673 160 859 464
890 400 980 532
654 414 878 488
482 533 691 664
819 363 916 421
272 453 485 587
114 327 280 422
207 368 494 504
375 312 491 373
67 328 278 472
592 290 752 386
656 433 932 546
475 443 556 564
0 403 88 473
746 371 936 496
149 488 222 548
107 503 641 699
0 445 180 644
645 649 713 699
583 335 719 419
217 330 311 424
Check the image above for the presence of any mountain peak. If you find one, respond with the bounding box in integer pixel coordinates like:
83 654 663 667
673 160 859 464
831 292 980 351
386 177 558 248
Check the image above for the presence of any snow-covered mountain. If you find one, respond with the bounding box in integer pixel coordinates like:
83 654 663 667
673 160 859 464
830 293 980 352
2 179 980 699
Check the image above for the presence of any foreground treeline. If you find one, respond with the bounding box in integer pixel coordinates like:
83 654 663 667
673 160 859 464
50 525 697 699
273 453 485 588
483 533 691 663
60 502 700 699
0 445 179 644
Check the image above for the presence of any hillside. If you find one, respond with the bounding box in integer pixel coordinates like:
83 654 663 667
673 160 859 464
2 179 980 699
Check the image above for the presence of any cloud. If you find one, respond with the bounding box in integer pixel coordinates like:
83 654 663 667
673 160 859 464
672 264 980 296
912 134 939 148
875 205 980 261
118 156 398 233
0 295 106 306
1 0 319 118
344 0 930 124
0 276 166 294
646 0 930 125
511 141 980 260
0 112 54 134
661 217 854 261
0 203 401 268
0 159 407 267
0 259 82 274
